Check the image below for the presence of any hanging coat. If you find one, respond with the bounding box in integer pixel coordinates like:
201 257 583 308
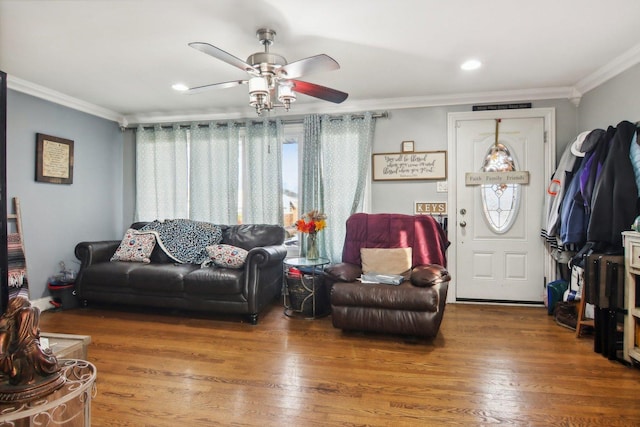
542 136 581 237
587 120 640 251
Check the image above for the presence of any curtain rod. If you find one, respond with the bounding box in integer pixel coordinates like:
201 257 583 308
127 111 388 130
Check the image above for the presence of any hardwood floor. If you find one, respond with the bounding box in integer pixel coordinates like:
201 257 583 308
37 301 640 427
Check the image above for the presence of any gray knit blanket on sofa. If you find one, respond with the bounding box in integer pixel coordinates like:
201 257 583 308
138 219 222 264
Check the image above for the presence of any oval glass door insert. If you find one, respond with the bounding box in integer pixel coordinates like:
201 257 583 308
480 142 521 234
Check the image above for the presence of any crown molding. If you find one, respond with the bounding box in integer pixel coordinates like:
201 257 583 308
339 87 577 112
7 76 127 126
575 41 640 95
125 86 577 125
11 40 640 126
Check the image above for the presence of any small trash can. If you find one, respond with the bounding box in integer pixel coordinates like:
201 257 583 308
285 268 329 317
48 281 79 310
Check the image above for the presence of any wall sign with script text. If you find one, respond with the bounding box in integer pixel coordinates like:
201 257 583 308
372 151 447 181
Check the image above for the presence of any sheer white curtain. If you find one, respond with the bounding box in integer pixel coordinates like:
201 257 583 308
189 122 240 224
242 118 284 225
135 124 189 221
300 113 375 262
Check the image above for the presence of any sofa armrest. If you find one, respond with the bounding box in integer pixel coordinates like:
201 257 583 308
245 244 288 268
410 264 451 287
324 262 362 282
75 240 121 268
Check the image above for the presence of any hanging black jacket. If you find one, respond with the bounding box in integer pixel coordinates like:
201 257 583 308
587 120 640 251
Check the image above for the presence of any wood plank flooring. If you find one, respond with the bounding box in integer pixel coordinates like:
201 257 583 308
36 301 640 427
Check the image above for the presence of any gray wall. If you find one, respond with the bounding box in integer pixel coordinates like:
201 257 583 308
371 99 579 214
7 61 637 302
578 62 640 131
7 90 123 300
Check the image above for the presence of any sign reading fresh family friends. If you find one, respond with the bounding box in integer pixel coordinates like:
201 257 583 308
465 171 530 185
372 151 447 181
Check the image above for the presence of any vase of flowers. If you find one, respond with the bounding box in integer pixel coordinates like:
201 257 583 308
295 210 326 260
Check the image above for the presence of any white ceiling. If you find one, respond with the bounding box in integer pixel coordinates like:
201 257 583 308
2 0 640 125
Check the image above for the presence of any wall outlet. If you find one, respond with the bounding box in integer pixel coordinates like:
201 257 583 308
436 181 448 193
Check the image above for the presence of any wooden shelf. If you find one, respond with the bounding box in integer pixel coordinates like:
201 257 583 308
623 231 640 365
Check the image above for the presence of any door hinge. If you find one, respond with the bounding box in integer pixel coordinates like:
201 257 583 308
544 131 548 143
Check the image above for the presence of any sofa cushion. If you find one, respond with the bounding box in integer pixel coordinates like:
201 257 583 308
184 268 244 295
81 262 140 288
330 281 441 312
221 224 286 250
128 264 198 292
360 247 412 275
206 244 248 269
110 229 156 263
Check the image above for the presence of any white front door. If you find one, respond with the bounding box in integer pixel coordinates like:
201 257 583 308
448 109 554 303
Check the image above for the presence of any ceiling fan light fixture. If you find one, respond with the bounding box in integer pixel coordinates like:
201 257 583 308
183 28 348 115
277 82 296 111
248 76 270 113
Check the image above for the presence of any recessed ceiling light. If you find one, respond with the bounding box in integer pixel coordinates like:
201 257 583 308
461 59 482 71
172 83 189 91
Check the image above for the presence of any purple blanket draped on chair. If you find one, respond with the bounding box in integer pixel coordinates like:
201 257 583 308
341 213 450 268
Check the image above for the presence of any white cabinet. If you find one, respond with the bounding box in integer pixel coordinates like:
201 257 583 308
623 231 640 365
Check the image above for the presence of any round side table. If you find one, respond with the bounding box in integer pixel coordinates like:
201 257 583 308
283 257 330 319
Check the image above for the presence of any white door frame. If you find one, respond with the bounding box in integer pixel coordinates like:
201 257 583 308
446 108 556 304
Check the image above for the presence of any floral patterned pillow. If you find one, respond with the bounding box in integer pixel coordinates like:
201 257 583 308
206 244 248 269
111 229 156 263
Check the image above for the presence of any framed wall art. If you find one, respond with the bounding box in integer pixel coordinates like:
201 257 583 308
35 133 74 184
401 140 415 152
372 150 447 181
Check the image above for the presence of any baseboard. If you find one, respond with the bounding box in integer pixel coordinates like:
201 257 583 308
31 297 54 312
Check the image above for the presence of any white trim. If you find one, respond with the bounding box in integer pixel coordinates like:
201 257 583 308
575 41 640 95
9 35 640 125
31 297 54 312
7 76 127 126
126 87 575 125
5 74 576 125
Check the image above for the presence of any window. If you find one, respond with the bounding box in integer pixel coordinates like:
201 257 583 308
282 125 302 239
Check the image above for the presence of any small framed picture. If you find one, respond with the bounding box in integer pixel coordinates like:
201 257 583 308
35 133 74 185
401 141 414 152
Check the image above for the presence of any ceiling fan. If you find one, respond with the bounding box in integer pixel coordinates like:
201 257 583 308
176 28 348 115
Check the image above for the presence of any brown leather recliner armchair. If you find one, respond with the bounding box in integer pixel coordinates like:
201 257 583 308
327 213 451 338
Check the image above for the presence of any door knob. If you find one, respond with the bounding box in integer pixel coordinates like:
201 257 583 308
460 221 467 228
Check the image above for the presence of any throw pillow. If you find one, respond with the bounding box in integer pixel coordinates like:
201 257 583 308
111 229 156 263
360 247 412 275
206 244 248 269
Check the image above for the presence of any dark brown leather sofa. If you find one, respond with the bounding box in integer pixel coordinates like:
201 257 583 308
327 213 451 338
74 222 287 324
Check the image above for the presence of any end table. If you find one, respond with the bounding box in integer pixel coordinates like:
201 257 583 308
283 257 330 319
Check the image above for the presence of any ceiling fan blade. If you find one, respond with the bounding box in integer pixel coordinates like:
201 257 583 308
278 54 339 80
184 80 247 95
188 42 259 76
291 80 348 104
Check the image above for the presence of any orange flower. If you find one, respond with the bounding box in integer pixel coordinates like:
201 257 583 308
295 210 327 234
